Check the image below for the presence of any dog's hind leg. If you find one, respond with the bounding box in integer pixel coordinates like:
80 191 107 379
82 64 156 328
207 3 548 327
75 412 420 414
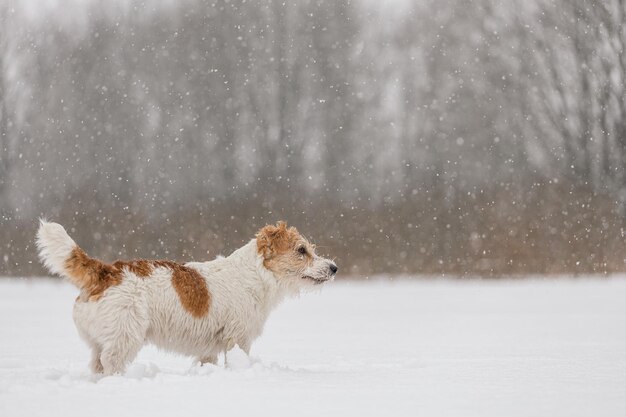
73 305 105 374
90 344 104 374
100 333 144 375
97 293 149 375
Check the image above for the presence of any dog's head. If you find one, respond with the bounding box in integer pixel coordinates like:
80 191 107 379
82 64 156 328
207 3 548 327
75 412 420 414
256 221 337 286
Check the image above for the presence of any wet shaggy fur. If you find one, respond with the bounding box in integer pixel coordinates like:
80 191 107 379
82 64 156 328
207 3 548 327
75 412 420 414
36 220 337 375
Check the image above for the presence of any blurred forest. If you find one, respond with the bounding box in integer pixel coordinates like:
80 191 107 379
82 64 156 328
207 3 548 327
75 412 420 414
2 0 626 277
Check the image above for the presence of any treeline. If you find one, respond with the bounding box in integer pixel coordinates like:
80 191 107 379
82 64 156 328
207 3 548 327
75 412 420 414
1 0 626 276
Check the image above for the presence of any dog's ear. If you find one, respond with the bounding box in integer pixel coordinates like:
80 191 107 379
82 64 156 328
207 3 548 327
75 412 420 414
256 221 294 259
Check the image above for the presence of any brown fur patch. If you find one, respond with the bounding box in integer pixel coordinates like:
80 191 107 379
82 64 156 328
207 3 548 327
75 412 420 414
65 247 123 301
113 259 154 277
66 249 211 316
164 261 211 318
256 221 300 260
256 221 314 277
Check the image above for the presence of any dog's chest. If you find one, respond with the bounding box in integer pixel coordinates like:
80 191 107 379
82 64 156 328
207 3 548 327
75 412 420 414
216 296 272 341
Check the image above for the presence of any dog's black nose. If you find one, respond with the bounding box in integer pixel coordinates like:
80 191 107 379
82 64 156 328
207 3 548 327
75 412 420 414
329 263 338 275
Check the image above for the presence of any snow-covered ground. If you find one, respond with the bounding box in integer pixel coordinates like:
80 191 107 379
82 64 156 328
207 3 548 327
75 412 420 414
0 277 625 417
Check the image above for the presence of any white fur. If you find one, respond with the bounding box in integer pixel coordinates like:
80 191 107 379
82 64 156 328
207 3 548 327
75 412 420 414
37 222 335 375
36 220 77 277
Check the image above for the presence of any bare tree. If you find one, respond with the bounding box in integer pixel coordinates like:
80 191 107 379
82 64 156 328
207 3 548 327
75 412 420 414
0 4 9 209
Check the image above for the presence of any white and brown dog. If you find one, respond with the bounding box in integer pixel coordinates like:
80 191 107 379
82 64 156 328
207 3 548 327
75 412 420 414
36 220 337 375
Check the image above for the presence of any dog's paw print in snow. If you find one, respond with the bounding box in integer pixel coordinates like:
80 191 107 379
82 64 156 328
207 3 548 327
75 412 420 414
226 345 252 370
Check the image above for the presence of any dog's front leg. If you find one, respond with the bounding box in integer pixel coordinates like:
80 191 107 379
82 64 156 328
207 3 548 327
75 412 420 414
239 340 252 356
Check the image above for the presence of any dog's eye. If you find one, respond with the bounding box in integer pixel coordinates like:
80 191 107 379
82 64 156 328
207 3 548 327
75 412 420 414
297 246 307 255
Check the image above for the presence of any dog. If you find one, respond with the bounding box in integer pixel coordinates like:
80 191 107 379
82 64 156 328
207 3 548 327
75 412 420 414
36 220 337 375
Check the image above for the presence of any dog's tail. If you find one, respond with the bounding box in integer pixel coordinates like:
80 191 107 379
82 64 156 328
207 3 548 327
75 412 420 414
36 220 105 290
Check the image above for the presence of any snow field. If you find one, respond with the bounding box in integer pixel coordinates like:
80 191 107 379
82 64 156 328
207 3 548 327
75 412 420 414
0 277 625 417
